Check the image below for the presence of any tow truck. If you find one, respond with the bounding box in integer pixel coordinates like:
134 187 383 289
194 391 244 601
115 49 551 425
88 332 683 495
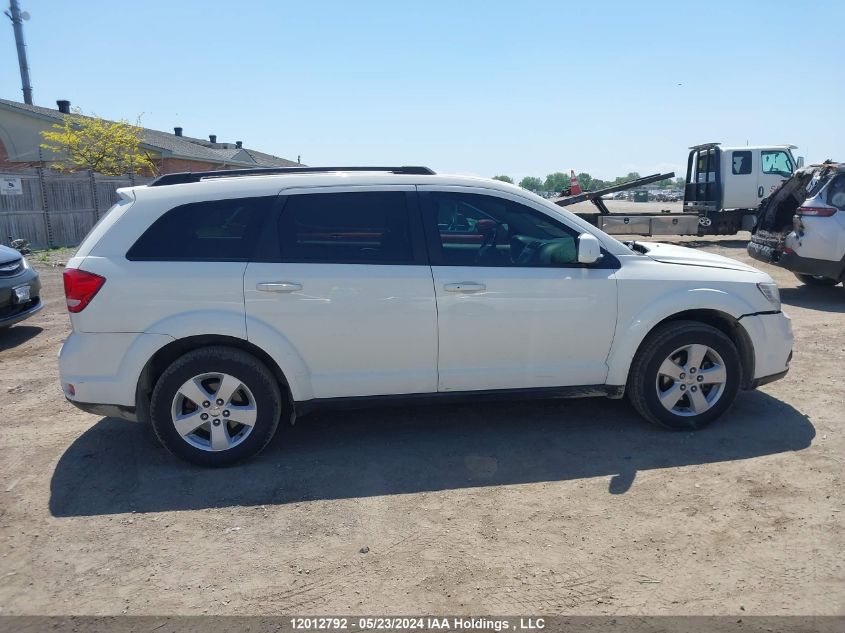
556 143 803 237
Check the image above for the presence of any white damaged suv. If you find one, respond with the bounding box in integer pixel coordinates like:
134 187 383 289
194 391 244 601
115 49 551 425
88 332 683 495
59 167 793 466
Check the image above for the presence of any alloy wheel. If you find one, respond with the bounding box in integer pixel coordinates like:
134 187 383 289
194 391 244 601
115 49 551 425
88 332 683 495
655 344 727 417
170 372 258 452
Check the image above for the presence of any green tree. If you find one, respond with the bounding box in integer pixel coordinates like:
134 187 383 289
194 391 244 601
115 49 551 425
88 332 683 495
611 172 641 186
576 172 610 192
674 176 686 189
519 176 544 191
40 108 154 175
492 175 514 184
544 171 569 192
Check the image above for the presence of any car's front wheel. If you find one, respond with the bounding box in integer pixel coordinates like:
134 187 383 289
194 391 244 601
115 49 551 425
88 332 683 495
150 346 282 466
793 272 839 287
627 321 742 430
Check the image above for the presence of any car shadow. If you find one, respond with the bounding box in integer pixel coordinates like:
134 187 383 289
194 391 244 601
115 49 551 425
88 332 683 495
49 390 814 517
780 285 845 313
0 325 42 352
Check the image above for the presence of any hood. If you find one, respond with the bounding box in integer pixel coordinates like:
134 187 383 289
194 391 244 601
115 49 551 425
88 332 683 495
0 244 23 264
639 242 760 273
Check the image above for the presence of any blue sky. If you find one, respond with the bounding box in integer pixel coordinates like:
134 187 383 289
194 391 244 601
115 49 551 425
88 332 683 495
3 0 841 181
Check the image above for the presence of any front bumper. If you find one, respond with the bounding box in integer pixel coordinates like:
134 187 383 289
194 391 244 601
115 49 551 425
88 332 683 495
0 297 43 327
0 267 42 327
739 311 793 388
750 366 790 389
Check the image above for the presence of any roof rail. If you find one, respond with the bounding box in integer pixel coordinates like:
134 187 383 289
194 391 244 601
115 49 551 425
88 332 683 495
148 166 436 187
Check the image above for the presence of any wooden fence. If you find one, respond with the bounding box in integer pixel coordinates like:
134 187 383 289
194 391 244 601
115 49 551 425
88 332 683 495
0 169 152 249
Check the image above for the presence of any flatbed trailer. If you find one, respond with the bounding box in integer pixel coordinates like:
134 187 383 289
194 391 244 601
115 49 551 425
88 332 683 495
553 172 704 237
558 142 803 237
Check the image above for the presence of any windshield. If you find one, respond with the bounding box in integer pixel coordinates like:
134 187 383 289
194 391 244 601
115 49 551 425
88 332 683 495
762 150 794 178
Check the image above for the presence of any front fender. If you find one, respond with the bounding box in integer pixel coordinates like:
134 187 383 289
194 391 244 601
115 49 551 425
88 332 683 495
605 287 759 386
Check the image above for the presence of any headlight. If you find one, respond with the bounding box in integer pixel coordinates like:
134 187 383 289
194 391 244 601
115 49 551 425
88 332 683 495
757 282 781 310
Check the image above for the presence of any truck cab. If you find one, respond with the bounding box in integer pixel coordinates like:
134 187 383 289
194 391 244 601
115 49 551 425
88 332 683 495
684 143 800 233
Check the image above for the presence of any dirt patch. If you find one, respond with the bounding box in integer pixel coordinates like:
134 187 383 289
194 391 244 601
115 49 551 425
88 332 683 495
0 240 842 615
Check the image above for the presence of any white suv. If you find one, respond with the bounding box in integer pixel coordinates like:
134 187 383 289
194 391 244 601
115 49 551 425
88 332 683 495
59 167 793 466
749 162 845 287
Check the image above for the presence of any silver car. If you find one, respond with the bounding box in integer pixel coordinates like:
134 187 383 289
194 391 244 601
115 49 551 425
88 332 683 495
748 162 845 287
0 244 42 328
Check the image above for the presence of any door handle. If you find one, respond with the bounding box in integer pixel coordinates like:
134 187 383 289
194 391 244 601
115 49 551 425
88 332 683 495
758 186 764 198
444 282 486 293
256 281 302 293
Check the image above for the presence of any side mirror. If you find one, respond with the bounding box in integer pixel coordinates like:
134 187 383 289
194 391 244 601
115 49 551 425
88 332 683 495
797 156 805 168
577 233 603 265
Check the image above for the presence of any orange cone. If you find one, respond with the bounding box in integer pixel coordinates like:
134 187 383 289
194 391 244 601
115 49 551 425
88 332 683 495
569 170 582 195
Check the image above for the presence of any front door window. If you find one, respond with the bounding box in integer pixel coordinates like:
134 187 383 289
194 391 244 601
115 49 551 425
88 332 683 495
427 191 580 267
761 151 794 178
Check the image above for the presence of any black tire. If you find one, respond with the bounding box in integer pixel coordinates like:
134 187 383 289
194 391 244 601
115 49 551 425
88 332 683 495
793 273 839 287
627 320 742 430
150 346 281 466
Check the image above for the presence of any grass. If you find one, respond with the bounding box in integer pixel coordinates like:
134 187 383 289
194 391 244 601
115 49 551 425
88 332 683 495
28 246 76 265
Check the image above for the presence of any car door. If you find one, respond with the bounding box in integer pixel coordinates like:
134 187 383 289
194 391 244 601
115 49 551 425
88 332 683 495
722 149 758 209
243 186 438 399
759 149 795 201
419 186 619 392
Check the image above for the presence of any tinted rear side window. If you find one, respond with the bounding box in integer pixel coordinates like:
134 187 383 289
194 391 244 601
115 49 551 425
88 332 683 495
827 174 845 210
731 150 751 175
127 196 273 261
278 191 413 263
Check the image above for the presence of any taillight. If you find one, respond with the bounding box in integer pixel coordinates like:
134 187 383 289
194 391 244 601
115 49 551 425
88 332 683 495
63 269 106 313
797 206 838 217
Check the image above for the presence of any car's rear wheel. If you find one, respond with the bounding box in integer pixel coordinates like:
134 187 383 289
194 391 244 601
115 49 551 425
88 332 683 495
793 272 839 287
627 321 741 430
150 346 281 466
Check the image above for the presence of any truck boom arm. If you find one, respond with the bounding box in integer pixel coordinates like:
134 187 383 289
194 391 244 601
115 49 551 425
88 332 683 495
554 172 676 213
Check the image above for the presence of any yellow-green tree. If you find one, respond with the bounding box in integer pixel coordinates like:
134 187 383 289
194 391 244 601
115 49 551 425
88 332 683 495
40 108 155 175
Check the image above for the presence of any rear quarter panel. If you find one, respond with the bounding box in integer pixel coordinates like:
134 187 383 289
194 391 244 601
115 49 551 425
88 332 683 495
69 256 248 337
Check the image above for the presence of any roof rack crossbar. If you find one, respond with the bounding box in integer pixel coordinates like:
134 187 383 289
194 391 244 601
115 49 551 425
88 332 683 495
149 166 436 187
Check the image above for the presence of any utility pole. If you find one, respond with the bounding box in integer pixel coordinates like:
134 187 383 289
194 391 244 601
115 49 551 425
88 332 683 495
5 0 33 104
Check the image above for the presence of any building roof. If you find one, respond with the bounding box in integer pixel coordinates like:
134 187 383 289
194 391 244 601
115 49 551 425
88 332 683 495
241 147 301 168
0 98 300 168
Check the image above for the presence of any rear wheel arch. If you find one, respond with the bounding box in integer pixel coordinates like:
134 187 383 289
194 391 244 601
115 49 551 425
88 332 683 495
136 335 294 422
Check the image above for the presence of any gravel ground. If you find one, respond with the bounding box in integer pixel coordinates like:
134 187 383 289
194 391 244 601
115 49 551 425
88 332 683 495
0 238 842 616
